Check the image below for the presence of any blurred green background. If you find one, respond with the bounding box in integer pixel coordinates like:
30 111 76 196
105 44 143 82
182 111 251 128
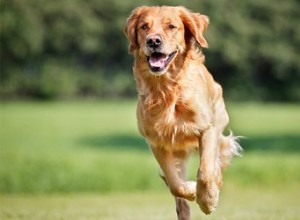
1 0 299 101
0 0 300 219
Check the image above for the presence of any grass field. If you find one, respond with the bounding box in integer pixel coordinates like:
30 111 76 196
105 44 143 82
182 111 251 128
1 188 299 220
0 101 300 219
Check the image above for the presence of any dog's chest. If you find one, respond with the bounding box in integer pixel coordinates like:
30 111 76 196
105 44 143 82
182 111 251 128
141 99 208 149
157 101 201 135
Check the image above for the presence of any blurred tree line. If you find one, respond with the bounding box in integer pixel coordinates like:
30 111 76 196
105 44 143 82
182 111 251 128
1 0 299 101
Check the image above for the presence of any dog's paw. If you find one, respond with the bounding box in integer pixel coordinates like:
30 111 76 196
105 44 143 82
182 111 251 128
172 181 196 201
183 181 197 201
196 179 219 215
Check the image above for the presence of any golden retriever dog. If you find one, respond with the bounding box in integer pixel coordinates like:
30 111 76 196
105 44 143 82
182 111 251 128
124 6 242 219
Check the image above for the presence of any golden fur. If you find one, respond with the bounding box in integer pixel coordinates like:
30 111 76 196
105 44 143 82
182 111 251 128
124 6 241 219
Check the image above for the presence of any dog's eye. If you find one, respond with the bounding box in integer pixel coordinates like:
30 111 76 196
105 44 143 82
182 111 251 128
141 24 149 30
168 24 176 29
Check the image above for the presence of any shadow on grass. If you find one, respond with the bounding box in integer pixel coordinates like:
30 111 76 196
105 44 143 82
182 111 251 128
79 134 300 153
240 135 300 153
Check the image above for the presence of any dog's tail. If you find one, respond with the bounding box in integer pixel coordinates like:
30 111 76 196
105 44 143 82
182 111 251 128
219 131 243 170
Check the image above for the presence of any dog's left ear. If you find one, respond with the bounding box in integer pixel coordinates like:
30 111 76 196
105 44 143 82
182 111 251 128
178 7 209 48
124 7 145 54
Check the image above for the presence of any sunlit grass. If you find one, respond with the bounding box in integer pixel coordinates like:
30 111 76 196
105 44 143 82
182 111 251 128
1 188 299 220
227 102 300 136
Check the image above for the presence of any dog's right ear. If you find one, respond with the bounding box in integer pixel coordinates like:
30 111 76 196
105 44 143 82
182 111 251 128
124 7 145 54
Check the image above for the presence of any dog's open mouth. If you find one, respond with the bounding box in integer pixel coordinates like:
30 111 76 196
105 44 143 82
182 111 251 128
147 51 177 73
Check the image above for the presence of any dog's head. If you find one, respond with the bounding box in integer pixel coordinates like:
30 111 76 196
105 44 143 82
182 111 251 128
124 6 209 75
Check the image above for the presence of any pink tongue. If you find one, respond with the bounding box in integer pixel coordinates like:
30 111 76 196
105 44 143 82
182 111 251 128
149 55 166 68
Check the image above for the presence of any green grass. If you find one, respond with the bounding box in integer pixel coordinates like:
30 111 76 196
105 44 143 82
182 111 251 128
0 101 159 193
0 101 300 219
0 101 300 193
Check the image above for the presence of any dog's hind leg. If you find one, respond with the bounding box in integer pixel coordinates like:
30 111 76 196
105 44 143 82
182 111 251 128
175 197 190 220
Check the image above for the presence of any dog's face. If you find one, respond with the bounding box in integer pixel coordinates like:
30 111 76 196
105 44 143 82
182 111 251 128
124 6 209 75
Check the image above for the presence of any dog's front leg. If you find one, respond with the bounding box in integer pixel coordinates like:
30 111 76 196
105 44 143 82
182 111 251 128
196 126 222 215
151 146 196 201
160 152 191 220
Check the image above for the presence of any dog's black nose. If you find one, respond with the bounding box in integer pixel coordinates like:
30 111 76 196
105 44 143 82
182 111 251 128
147 35 162 49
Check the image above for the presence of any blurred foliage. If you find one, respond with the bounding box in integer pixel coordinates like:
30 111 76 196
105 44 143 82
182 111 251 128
0 0 299 101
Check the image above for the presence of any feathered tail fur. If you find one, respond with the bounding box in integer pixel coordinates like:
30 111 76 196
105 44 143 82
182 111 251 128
219 131 243 170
